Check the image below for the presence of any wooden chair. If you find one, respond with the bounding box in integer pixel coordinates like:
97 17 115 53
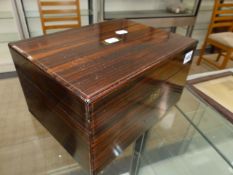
37 0 81 35
197 0 233 69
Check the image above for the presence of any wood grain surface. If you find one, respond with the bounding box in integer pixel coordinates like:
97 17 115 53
9 19 197 174
9 19 196 102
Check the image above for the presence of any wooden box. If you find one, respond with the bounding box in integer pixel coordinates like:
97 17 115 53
9 20 197 175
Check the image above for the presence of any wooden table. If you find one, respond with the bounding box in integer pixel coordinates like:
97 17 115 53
9 19 197 175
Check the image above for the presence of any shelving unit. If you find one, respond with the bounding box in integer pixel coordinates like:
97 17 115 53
96 0 202 37
103 0 201 19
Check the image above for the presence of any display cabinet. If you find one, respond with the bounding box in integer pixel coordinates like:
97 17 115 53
103 0 202 19
96 0 202 37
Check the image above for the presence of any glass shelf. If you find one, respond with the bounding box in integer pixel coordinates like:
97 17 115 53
99 105 233 175
177 87 233 169
0 74 233 175
103 0 201 20
104 10 194 20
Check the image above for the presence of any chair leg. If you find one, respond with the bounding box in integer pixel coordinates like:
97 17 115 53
220 51 232 69
216 51 222 62
197 42 208 65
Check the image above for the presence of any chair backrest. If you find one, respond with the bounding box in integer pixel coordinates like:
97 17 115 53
37 0 81 35
207 0 233 36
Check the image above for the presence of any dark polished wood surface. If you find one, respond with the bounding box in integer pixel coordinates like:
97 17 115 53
10 19 195 102
9 19 197 175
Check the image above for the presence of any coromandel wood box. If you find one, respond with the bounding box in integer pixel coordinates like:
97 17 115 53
9 19 197 175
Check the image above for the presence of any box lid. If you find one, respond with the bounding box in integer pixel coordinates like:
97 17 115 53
9 19 196 102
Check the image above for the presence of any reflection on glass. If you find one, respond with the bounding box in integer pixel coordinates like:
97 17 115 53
138 108 232 175
98 107 232 175
0 78 232 175
177 89 233 169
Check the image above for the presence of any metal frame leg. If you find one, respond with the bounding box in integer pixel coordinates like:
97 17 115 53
186 25 194 37
88 0 93 24
170 26 177 33
130 132 148 175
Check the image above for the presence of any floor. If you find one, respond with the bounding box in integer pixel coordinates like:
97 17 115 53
0 78 83 175
189 54 233 75
0 54 232 175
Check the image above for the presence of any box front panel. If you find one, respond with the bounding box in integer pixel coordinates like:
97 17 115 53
90 46 195 173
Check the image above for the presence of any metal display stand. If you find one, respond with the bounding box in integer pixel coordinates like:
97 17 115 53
130 132 148 175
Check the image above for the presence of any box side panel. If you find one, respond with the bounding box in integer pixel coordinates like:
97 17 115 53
10 49 92 172
90 46 196 173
